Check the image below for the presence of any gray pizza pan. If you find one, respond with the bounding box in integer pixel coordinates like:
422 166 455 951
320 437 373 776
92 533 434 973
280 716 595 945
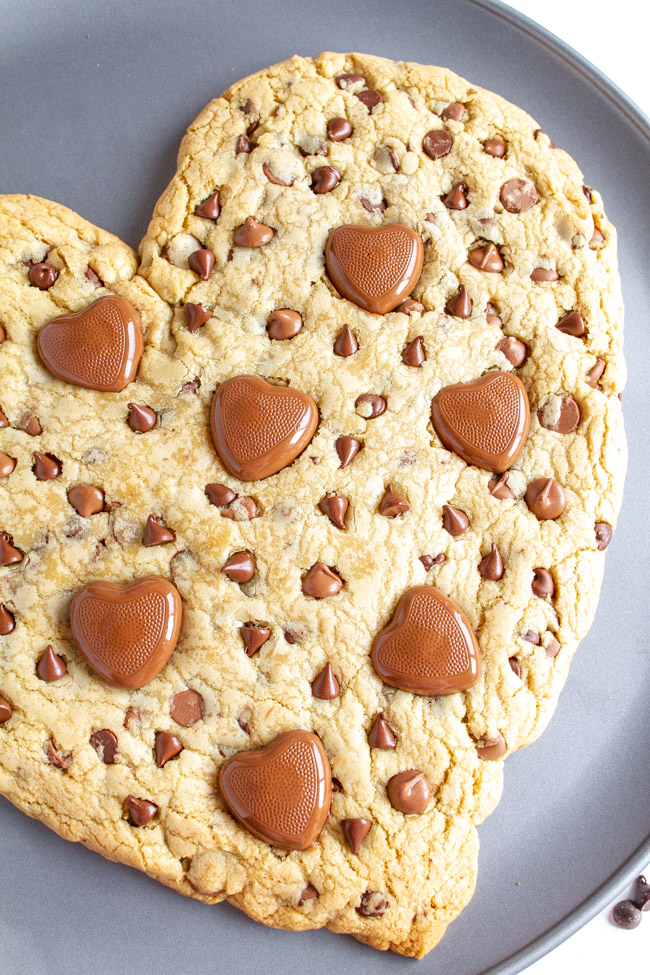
0 1 648 972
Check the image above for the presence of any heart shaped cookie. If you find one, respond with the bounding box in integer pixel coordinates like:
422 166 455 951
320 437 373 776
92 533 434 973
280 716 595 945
219 730 332 850
69 576 182 688
371 586 481 696
431 372 531 473
37 295 144 391
210 375 318 481
325 224 424 314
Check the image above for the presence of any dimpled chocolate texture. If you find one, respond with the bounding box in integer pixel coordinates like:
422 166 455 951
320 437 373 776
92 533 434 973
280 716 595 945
432 372 530 472
219 731 331 850
37 295 144 391
0 52 626 961
325 224 424 314
372 586 481 695
70 578 182 688
210 375 318 480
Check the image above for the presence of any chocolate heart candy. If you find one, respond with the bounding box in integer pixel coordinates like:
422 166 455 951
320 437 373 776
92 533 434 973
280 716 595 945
219 730 331 850
325 224 424 315
210 375 318 481
371 585 481 696
431 372 530 473
70 576 182 689
37 296 144 392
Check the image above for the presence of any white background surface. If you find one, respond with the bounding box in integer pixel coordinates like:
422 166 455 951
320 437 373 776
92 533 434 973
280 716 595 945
501 8 649 975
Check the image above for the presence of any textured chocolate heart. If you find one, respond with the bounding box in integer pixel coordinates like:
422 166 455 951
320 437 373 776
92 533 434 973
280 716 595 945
37 295 144 391
219 730 332 850
431 372 530 473
70 576 182 689
371 586 481 696
210 375 318 481
325 224 424 314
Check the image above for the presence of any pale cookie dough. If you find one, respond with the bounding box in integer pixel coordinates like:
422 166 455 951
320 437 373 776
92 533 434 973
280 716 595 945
0 51 625 958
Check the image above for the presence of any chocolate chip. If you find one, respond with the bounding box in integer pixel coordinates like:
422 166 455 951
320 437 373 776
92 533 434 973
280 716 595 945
241 623 271 657
500 179 538 213
0 533 23 566
267 308 303 339
530 267 560 282
16 411 42 436
486 303 501 324
442 504 469 536
356 89 383 111
445 284 472 318
483 137 506 157
205 483 237 507
123 706 140 730
635 875 650 911
235 134 252 154
29 262 59 290
36 645 67 682
318 495 349 530
441 101 466 121
185 303 212 333
387 770 430 814
443 182 468 209
154 731 183 768
422 129 453 159
545 635 561 659
262 163 294 187
341 818 372 854
0 604 16 635
170 689 204 726
379 484 409 517
233 216 274 247
355 394 386 418
85 267 103 288
238 711 252 735
327 117 353 141
188 248 215 280
302 563 344 598
127 403 157 432
534 128 555 148
68 485 104 517
0 695 12 723
143 514 175 547
32 451 61 481
401 335 426 367
556 311 586 337
497 336 528 367
0 452 16 478
475 733 507 761
395 298 424 315
532 568 555 600
586 359 606 387
357 891 388 918
125 796 158 826
537 395 580 434
360 196 387 213
311 662 340 699
589 228 605 248
468 242 504 272
195 191 221 219
333 324 358 356
90 729 118 764
612 900 642 929
336 73 365 90
45 738 71 771
335 435 362 468
420 553 445 569
311 165 342 194
523 630 541 645
595 521 613 550
298 884 320 905
221 496 259 520
284 624 308 645
509 657 521 677
525 478 566 520
479 544 504 580
221 551 255 583
368 712 397 749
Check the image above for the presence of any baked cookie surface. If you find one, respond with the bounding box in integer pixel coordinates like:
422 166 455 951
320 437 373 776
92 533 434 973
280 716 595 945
0 52 625 957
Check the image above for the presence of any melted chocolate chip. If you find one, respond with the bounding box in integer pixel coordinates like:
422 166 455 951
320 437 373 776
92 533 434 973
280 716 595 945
327 117 353 141
170 688 204 726
357 891 388 918
262 163 294 186
267 309 303 339
90 729 118 764
379 484 409 517
395 298 424 315
45 738 71 771
311 166 341 194
68 485 104 517
525 478 566 520
423 129 453 159
532 568 555 600
387 770 430 814
236 134 252 154
356 89 383 111
233 217 274 247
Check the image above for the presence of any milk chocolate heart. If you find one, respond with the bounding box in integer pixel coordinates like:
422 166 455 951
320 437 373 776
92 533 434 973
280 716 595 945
210 375 318 481
219 730 332 850
431 372 530 473
70 576 182 689
37 296 144 391
371 586 481 696
325 224 424 314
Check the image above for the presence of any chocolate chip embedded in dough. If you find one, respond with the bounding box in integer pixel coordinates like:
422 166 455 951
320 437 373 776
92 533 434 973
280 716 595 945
0 452 16 478
445 285 472 318
195 191 221 219
0 533 23 566
500 178 538 213
585 359 606 387
483 137 506 157
379 484 409 518
233 217 274 247
441 101 466 121
341 818 372 854
32 451 62 481
327 117 353 141
154 731 184 768
205 483 236 507
355 394 386 419
185 303 212 333
45 738 71 771
267 308 303 339
221 551 255 583
442 504 469 536
443 182 468 210
355 89 383 111
241 624 271 657
524 478 566 520
0 604 16 635
125 796 159 826
395 298 424 315
509 657 521 678
188 248 215 280
262 163 294 187
497 336 528 367
0 695 12 723
368 712 397 749
556 310 587 337
475 733 507 761
318 495 349 530
311 662 341 700
236 134 252 154
302 563 344 599
335 436 362 468
67 485 104 517
537 395 580 434
127 403 157 433
333 324 359 357
298 884 320 905
36 645 67 682
422 129 453 159
16 411 42 436
170 688 204 726
545 635 562 659
401 336 426 367
479 544 504 581
336 73 365 90
387 770 430 814
532 568 555 600
29 262 59 290
595 521 613 550
142 515 175 547
468 242 504 272
90 729 118 765
530 267 560 281
311 166 341 194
